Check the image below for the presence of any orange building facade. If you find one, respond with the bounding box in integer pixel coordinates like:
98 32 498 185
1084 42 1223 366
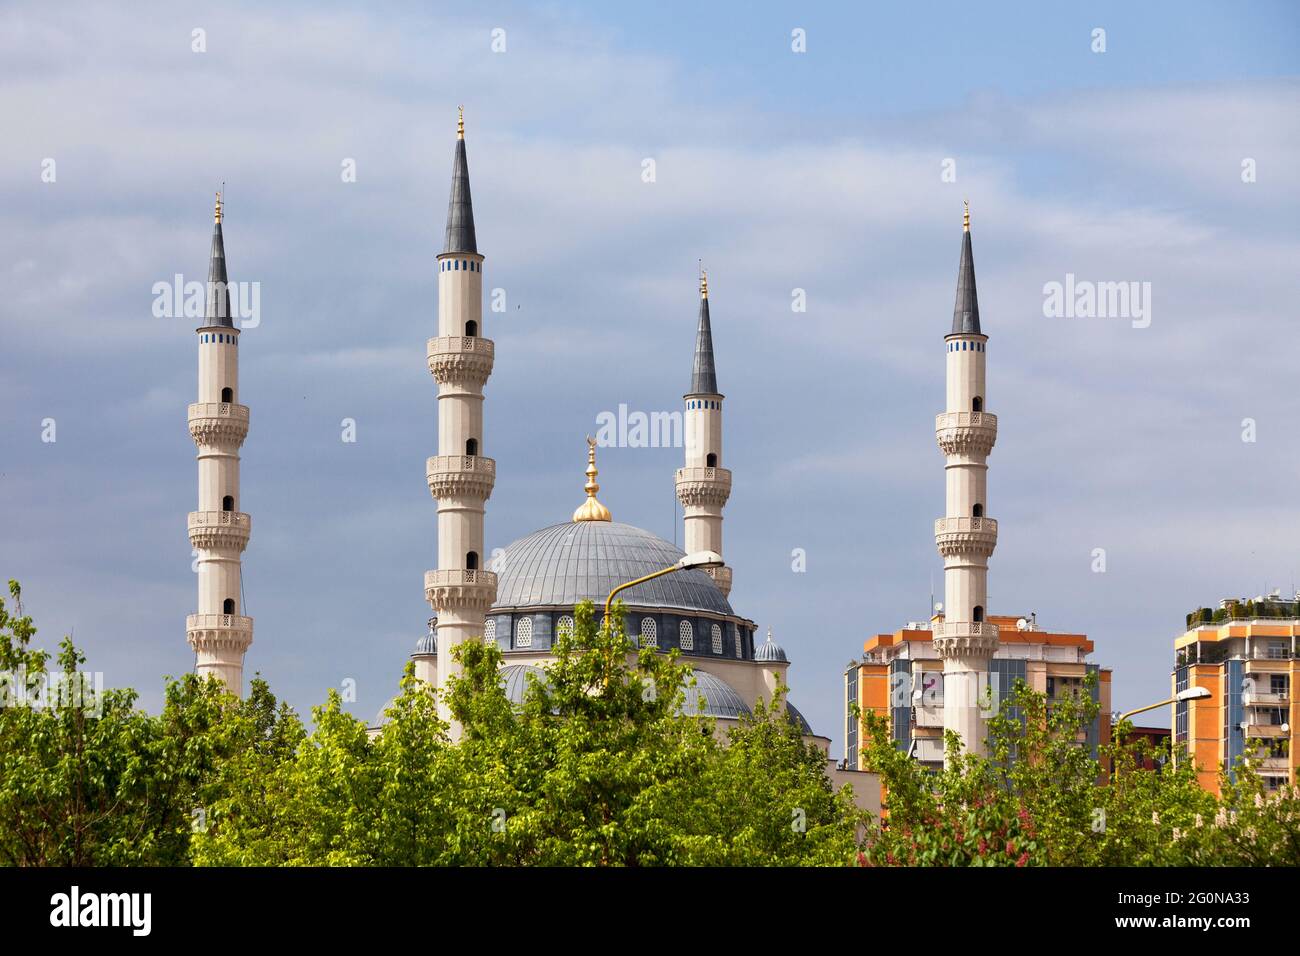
844 614 1111 770
1172 594 1298 795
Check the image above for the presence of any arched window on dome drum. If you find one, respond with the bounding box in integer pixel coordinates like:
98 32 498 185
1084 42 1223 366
640 617 657 648
973 606 984 623
223 598 235 615
679 620 694 651
466 551 479 570
516 617 533 648
972 503 983 518
711 623 722 654
465 320 477 337
556 615 574 641
972 396 983 413
734 625 742 658
484 619 496 641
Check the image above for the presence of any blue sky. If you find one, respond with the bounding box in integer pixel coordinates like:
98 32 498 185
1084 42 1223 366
2 0 1298 750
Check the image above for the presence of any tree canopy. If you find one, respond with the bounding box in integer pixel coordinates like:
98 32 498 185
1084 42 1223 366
3 580 1296 867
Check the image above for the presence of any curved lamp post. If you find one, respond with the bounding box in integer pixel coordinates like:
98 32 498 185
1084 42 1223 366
603 550 725 624
601 550 724 682
1112 686 1212 779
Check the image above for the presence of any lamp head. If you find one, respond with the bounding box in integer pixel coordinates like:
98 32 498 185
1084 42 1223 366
677 550 724 571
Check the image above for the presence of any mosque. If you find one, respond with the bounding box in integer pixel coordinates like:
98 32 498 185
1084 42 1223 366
184 111 833 753
405 110 824 743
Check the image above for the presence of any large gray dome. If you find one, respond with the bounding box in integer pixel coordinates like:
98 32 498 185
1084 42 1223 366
492 521 733 616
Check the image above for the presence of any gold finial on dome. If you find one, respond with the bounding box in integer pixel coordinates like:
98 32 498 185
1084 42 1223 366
963 199 970 233
214 189 223 224
457 105 465 140
572 436 612 523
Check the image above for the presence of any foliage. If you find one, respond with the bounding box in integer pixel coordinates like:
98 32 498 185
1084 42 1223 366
192 599 867 865
9 574 1294 868
858 673 1300 866
0 580 265 865
696 692 866 865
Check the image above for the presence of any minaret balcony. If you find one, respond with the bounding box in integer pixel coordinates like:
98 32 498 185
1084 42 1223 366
186 613 254 655
426 455 496 501
188 402 250 447
427 335 494 387
935 411 997 457
675 466 732 508
934 516 998 557
424 569 498 613
188 510 252 552
932 621 1000 657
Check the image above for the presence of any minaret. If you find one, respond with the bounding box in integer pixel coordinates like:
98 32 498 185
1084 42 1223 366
421 108 497 729
186 191 253 692
934 202 998 760
676 270 732 596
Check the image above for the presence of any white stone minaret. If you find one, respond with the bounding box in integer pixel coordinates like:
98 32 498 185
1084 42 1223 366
186 191 253 693
676 271 732 596
419 109 497 729
934 203 998 760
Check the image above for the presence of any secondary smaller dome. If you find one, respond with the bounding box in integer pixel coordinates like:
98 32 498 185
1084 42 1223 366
500 663 548 704
679 669 751 720
753 628 787 663
414 618 437 655
785 701 812 735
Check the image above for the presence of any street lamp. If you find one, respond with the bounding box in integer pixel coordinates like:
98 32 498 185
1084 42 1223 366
1111 686 1212 780
601 551 724 682
603 550 724 623
1117 685 1211 726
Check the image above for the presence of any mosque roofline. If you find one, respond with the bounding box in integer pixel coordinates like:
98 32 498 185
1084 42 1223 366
486 602 755 629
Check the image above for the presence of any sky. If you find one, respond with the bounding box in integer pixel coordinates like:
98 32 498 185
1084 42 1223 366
2 1 1298 751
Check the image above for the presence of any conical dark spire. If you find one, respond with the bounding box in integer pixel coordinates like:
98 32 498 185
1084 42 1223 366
442 108 478 254
205 191 234 328
951 202 980 335
689 271 719 395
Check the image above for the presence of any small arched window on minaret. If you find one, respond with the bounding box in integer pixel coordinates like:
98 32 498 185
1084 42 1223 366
221 387 233 403
466 438 478 456
466 551 479 570
972 396 983 412
223 598 236 615
973 606 984 622
465 320 477 337
222 495 235 512
972 503 983 518
706 452 717 468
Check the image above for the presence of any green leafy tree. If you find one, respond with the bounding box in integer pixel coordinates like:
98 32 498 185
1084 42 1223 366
858 718 1041 866
0 580 262 865
694 685 867 865
859 673 1299 866
194 599 867 866
443 600 722 865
